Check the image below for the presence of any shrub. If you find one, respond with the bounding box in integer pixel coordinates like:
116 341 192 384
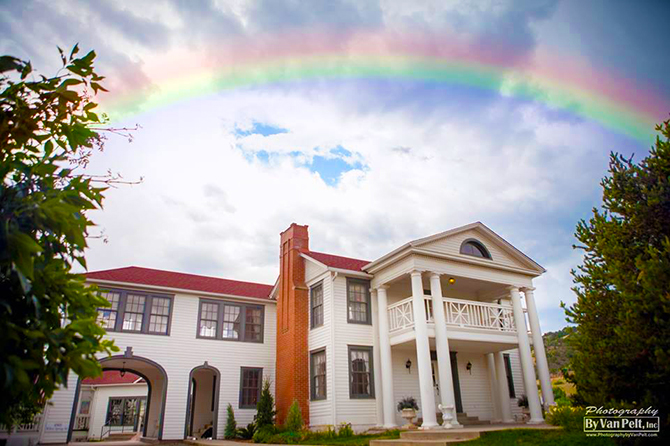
552 386 570 406
237 422 257 440
252 425 276 443
337 423 354 437
255 379 276 429
285 400 303 432
546 405 586 431
225 404 237 439
396 396 419 412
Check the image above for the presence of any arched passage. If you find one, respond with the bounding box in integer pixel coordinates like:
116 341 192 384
184 363 220 439
67 354 168 442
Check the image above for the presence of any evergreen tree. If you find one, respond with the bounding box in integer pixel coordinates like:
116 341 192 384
224 403 237 439
285 400 303 432
255 379 276 428
564 118 670 439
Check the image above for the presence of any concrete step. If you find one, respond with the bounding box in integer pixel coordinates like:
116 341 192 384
401 431 480 441
371 438 478 446
104 433 136 441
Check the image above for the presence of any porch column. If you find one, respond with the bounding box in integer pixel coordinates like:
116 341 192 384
494 352 514 423
410 270 439 428
429 273 461 428
509 286 544 423
376 286 397 428
522 287 555 408
485 353 502 422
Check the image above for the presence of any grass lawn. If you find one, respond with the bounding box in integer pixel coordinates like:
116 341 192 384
297 430 401 446
466 429 615 445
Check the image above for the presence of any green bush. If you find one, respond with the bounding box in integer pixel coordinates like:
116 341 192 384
546 405 586 431
553 386 571 406
225 403 237 439
252 425 276 443
286 400 303 432
237 422 257 439
337 423 354 437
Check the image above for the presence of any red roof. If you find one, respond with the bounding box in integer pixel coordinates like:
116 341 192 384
305 251 370 272
82 370 144 385
86 266 274 299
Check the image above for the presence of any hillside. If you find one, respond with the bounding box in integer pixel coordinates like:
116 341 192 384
541 326 575 375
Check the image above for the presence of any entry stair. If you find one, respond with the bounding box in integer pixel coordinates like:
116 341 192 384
370 429 480 446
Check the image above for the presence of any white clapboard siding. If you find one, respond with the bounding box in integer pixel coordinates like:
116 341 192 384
39 291 276 442
308 272 333 427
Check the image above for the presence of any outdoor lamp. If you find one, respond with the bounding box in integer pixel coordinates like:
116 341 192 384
448 277 456 284
466 361 472 374
406 359 412 373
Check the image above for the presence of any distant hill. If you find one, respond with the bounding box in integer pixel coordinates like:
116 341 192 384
541 326 576 375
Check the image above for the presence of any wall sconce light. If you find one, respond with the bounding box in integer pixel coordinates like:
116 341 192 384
466 361 472 374
405 359 412 374
120 361 127 377
448 277 456 284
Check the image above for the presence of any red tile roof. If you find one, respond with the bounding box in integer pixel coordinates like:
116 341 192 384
85 266 274 299
305 251 370 272
82 370 144 385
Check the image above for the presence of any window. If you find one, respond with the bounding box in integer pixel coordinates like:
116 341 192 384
459 239 492 259
348 346 374 398
503 353 516 398
98 291 120 329
239 367 262 408
347 279 371 324
310 349 327 400
198 299 265 343
106 397 144 426
97 289 173 335
310 282 324 328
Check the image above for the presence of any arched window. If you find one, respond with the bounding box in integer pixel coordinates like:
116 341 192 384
460 239 492 259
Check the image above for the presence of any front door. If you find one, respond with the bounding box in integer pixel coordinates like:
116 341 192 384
450 352 463 413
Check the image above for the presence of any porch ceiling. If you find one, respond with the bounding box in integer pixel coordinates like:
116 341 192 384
392 338 518 354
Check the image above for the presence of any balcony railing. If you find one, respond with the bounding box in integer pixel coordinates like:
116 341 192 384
387 296 517 333
74 414 90 431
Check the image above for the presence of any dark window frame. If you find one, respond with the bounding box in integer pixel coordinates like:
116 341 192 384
238 367 263 409
310 348 327 401
97 288 174 336
459 238 492 260
503 353 516 398
310 281 324 329
348 345 375 399
346 278 372 325
197 299 265 343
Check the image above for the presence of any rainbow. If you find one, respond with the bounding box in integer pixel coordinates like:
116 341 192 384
100 31 668 144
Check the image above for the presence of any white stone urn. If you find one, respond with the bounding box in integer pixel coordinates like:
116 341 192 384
401 408 416 428
438 404 456 428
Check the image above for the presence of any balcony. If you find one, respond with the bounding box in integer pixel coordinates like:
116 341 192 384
388 295 517 334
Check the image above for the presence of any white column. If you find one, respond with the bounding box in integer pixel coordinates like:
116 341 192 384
410 270 439 428
429 273 461 428
523 287 555 408
486 353 502 422
509 286 543 423
376 286 397 428
494 352 514 423
371 289 385 427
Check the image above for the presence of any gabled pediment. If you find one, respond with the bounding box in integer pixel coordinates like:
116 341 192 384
411 222 545 274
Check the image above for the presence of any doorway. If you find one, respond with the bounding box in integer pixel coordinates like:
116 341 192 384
185 365 220 439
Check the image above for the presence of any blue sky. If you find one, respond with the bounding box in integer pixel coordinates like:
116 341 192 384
1 0 669 332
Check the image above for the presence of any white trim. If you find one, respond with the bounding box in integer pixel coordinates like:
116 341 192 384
86 278 277 304
301 253 374 279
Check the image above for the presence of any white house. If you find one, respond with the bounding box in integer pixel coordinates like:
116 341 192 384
1 222 554 445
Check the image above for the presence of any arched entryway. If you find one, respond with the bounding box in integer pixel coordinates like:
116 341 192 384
67 353 168 442
184 363 220 439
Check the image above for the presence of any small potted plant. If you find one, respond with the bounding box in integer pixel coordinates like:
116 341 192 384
397 397 419 428
517 395 530 420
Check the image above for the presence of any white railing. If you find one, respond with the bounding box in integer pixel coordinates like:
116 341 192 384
388 297 414 331
388 296 517 333
74 414 90 431
1 415 42 433
443 297 516 332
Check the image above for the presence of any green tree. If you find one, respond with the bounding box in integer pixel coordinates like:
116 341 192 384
224 403 237 439
564 118 670 438
285 399 303 432
255 379 276 428
0 47 123 426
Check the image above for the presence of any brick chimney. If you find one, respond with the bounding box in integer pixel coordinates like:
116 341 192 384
275 223 310 425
